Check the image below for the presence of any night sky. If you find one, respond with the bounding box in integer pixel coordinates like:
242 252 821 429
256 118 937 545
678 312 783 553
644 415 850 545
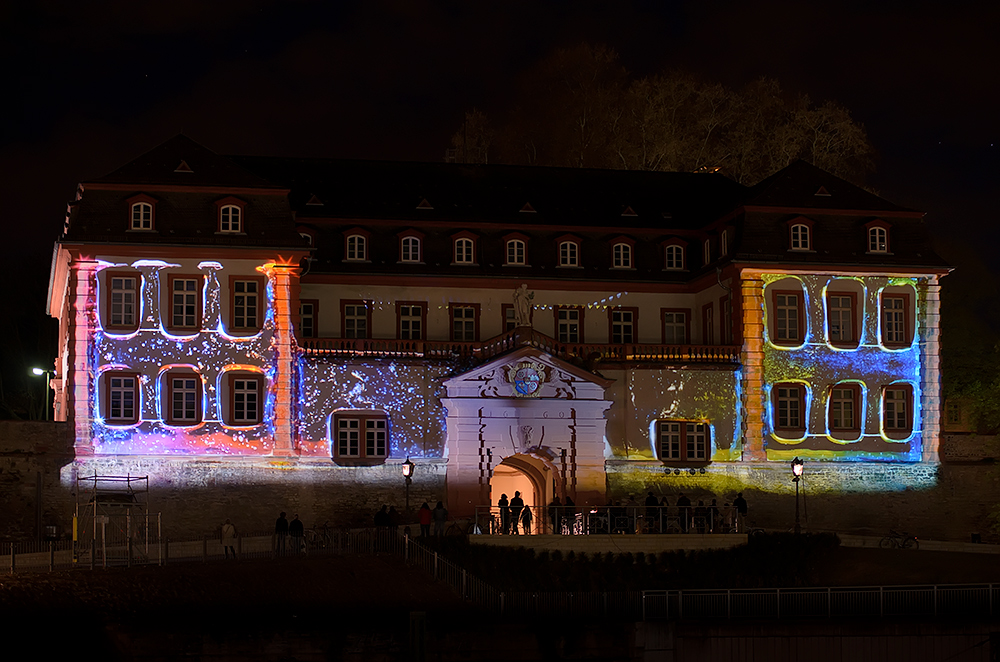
1 0 997 378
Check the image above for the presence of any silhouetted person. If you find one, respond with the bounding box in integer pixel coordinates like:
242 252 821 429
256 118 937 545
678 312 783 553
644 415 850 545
374 505 390 529
733 492 749 533
289 514 304 553
563 496 576 535
498 493 510 534
274 511 289 555
509 491 524 535
548 497 562 534
676 494 692 532
418 502 432 538
645 492 660 533
625 495 639 534
432 501 448 538
221 518 236 560
659 496 671 533
708 499 720 533
388 506 402 531
521 504 533 535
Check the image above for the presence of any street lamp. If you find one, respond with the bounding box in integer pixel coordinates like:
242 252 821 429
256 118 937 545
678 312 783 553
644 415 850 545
402 458 415 518
791 457 804 535
31 368 54 421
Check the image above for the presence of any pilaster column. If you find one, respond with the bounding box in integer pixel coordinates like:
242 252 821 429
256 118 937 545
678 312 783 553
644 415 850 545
264 263 300 457
920 276 942 462
70 259 99 455
740 271 766 460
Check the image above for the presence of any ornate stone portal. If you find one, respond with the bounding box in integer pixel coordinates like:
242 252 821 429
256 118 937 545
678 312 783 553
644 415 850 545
442 346 613 516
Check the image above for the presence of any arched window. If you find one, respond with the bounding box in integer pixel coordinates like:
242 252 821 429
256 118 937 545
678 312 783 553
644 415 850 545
506 239 526 265
400 236 421 262
868 226 888 253
220 205 242 233
559 240 579 267
346 234 367 261
131 202 153 230
665 245 684 270
790 224 810 250
454 237 474 264
613 243 632 268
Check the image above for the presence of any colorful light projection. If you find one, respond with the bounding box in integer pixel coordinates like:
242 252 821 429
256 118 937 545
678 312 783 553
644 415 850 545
295 358 449 459
87 259 278 454
760 274 924 462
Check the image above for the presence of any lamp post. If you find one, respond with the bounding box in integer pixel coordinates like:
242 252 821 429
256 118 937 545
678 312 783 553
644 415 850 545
31 368 54 421
791 457 804 535
402 458 415 519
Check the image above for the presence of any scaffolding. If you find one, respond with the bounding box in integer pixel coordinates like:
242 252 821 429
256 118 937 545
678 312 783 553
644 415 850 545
74 473 161 566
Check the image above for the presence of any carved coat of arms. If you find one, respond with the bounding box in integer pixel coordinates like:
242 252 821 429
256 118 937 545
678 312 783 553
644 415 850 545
506 361 546 397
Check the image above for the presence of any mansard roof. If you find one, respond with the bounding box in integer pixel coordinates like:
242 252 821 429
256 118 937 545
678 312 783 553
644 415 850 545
227 156 748 229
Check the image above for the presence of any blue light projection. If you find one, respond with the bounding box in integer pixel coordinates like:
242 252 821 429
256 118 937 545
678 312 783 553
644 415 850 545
760 274 924 461
88 259 278 454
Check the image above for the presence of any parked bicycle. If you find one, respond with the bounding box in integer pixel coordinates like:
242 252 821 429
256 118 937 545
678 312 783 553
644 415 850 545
879 529 919 549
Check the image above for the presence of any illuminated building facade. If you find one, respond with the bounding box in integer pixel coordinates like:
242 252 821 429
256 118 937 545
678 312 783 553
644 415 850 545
46 136 949 524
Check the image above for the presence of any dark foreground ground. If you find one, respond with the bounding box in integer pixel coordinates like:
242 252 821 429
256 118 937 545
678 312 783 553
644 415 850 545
4 542 1000 660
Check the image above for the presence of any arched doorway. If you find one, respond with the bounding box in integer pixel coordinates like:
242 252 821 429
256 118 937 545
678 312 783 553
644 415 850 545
489 453 552 533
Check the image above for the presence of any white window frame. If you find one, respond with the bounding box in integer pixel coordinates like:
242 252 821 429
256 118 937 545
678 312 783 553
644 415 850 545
346 234 367 261
171 278 199 329
170 375 200 424
220 205 242 233
400 236 421 263
506 239 526 265
791 224 811 250
454 238 475 264
559 241 579 267
868 227 888 253
109 275 138 328
665 245 684 270
656 420 709 462
612 243 632 269
131 202 153 230
557 308 580 343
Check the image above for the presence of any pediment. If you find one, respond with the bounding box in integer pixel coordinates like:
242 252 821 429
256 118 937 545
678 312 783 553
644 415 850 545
443 346 613 400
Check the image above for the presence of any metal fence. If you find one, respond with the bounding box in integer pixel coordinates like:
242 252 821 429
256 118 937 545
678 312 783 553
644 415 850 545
640 585 1000 620
6 529 1000 622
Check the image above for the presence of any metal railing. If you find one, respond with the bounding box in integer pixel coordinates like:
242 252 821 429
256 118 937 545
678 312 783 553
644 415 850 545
301 327 739 366
8 528 998 622
640 584 1000 620
474 504 741 535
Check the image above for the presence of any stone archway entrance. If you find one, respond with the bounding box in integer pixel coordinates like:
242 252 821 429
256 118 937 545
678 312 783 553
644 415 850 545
442 346 614 517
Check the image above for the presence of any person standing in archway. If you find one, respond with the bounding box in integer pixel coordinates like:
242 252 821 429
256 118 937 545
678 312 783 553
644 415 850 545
509 491 524 535
498 493 510 534
548 496 561 534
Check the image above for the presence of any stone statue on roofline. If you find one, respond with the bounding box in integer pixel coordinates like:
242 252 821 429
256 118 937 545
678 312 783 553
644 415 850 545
513 284 534 327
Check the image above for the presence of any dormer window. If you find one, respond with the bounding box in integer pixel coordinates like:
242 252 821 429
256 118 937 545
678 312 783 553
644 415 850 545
867 221 890 253
401 236 421 262
127 194 156 231
612 240 633 269
787 216 815 251
556 234 582 268
346 234 367 261
131 203 152 229
703 239 711 265
720 229 729 257
452 231 478 265
661 239 686 271
506 239 526 265
503 232 529 266
215 197 246 234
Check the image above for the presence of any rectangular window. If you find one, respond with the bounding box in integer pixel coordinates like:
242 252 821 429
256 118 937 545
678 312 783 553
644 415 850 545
827 293 855 344
109 274 138 329
702 303 714 345
882 295 908 346
556 308 582 343
170 277 200 330
398 302 425 340
231 278 262 331
657 420 709 462
773 291 802 343
775 384 805 432
610 308 635 344
884 386 913 435
946 400 962 426
830 386 858 431
337 418 360 457
451 305 478 341
299 300 317 338
170 376 199 423
232 377 260 424
343 302 369 339
366 419 387 457
503 304 517 333
107 373 138 424
720 296 732 344
334 411 389 460
662 310 688 345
